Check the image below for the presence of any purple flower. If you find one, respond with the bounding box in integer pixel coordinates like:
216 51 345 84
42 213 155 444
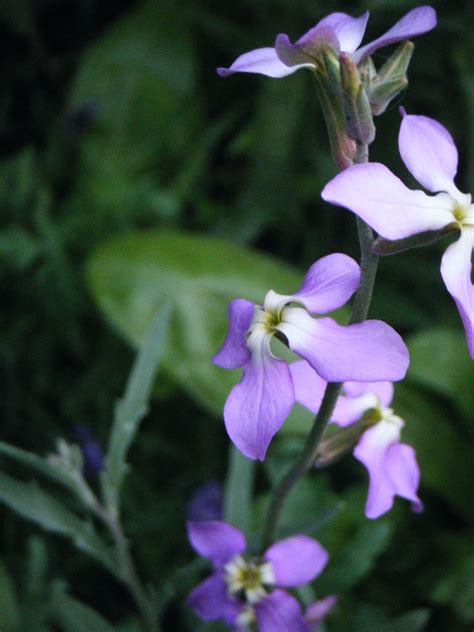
187 481 224 522
322 112 474 358
186 520 328 631
73 425 104 476
290 361 422 519
217 7 436 78
213 253 409 460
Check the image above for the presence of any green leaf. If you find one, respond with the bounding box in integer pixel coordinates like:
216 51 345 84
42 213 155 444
50 586 115 632
395 383 474 521
22 537 50 632
352 605 429 632
102 304 171 510
86 230 303 415
0 441 78 491
224 448 255 533
0 559 20 632
0 472 116 574
407 327 474 418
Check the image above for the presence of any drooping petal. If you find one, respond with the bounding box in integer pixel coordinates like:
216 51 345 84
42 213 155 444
187 521 246 567
440 230 474 358
353 6 437 64
385 443 423 512
321 162 454 240
290 253 361 314
186 572 240 623
399 113 459 195
224 329 295 460
275 34 318 67
217 47 310 78
354 421 421 518
315 11 369 53
278 310 409 382
255 590 310 632
305 595 337 628
213 299 254 369
264 535 329 587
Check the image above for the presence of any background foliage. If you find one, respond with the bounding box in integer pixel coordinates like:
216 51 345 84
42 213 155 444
0 0 473 629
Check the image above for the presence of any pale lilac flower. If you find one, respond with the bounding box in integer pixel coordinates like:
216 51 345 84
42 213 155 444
290 361 422 519
322 112 474 358
213 254 409 460
186 520 328 631
217 7 436 78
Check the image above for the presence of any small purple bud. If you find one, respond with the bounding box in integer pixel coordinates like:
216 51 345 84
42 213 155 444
73 425 104 477
186 481 223 522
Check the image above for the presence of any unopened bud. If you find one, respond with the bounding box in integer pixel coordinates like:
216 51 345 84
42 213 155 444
314 414 376 468
340 52 375 145
368 41 414 115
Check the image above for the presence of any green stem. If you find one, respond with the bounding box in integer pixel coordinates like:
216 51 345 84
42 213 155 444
262 142 378 548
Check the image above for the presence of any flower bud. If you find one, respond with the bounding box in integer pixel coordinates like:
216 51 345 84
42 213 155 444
368 41 414 115
339 52 375 145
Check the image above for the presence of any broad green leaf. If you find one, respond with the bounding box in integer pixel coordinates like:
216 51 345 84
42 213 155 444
395 383 474 521
102 305 171 510
0 472 116 574
50 587 115 632
224 448 255 533
86 230 303 415
407 327 474 418
0 560 20 632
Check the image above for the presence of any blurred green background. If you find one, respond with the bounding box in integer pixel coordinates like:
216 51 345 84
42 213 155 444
0 0 473 630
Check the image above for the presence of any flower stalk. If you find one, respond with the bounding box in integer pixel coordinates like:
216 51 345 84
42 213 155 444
262 141 379 548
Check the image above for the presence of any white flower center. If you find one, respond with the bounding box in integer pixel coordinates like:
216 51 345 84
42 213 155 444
224 555 275 605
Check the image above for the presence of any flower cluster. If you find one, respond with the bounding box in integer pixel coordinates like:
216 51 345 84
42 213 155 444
186 4 472 630
186 521 330 631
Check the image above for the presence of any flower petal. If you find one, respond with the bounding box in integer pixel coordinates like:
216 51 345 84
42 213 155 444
305 595 337 628
264 535 329 587
321 162 454 240
290 253 360 314
315 11 369 53
255 590 310 632
440 230 474 358
353 6 437 64
399 113 459 195
187 521 246 566
217 47 308 78
224 330 295 460
278 310 409 382
289 360 328 414
343 381 394 408
186 572 240 623
385 443 422 512
213 299 254 369
275 34 317 67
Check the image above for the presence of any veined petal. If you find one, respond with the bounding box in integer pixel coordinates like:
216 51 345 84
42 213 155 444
278 310 409 382
186 572 240 623
275 34 317 67
213 299 254 369
187 521 246 567
224 330 295 460
353 6 437 64
440 230 474 358
399 113 459 195
290 253 360 314
315 11 369 53
255 590 310 632
217 47 308 78
322 163 454 240
264 535 328 587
